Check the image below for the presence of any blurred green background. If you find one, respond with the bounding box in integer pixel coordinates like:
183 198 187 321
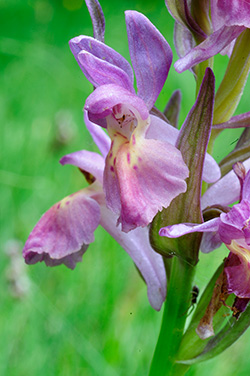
1 0 250 375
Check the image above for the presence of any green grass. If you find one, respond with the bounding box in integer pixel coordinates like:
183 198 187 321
1 1 250 375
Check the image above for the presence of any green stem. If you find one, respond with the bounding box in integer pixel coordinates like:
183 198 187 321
148 256 196 376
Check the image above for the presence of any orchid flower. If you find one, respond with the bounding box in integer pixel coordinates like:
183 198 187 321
173 0 249 73
23 116 167 311
69 11 190 232
160 159 250 299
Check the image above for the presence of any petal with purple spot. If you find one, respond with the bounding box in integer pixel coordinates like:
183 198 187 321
104 136 188 232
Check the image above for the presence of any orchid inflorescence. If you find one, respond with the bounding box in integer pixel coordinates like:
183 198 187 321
23 0 250 375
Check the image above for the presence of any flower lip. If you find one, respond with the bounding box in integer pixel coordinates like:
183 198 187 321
105 136 189 233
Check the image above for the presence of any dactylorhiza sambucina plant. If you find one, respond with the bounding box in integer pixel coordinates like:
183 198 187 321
22 0 250 375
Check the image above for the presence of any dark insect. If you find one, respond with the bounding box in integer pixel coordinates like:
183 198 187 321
181 285 200 317
191 285 199 305
182 285 200 316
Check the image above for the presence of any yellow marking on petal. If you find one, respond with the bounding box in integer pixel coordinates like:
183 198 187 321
59 195 74 209
227 240 250 265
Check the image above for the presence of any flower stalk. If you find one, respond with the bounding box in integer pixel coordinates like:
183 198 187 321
149 256 195 376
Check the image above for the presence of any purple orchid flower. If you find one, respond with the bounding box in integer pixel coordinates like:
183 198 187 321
23 115 166 311
174 0 249 73
160 159 250 299
69 11 189 233
69 11 222 232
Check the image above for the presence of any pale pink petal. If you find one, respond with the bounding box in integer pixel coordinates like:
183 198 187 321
242 169 250 201
159 218 220 238
201 157 250 209
147 115 221 183
146 114 179 145
23 190 100 269
60 150 105 182
203 153 221 183
84 110 111 158
174 22 195 61
99 205 166 310
200 232 222 253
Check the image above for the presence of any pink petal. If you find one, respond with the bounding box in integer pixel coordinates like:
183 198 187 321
217 0 250 28
78 51 135 92
125 11 172 109
201 157 250 209
174 22 195 62
159 218 220 238
213 111 250 129
210 0 239 56
104 136 188 232
60 150 105 183
23 190 100 269
219 201 250 244
242 169 250 201
69 36 134 84
85 84 149 123
99 205 166 310
174 25 244 73
200 232 222 253
225 251 250 298
146 114 179 145
203 153 221 184
84 110 111 158
147 115 221 183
